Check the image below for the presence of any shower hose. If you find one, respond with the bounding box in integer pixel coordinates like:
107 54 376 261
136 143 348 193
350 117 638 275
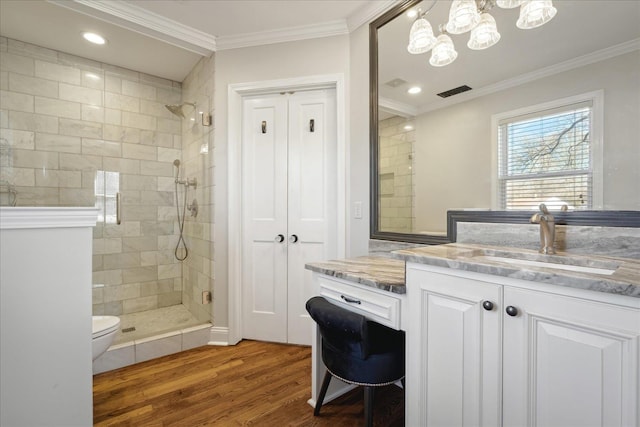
174 181 189 261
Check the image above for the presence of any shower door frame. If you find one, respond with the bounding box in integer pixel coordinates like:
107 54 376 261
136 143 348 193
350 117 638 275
227 74 347 345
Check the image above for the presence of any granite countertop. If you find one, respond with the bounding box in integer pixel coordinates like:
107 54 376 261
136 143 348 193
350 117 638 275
392 243 640 298
305 256 407 294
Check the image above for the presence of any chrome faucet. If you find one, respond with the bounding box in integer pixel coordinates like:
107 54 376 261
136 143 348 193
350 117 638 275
530 203 556 254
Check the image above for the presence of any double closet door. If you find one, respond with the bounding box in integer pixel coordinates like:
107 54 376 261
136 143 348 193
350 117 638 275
241 89 337 345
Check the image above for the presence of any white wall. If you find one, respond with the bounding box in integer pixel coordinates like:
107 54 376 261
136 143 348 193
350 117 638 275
414 51 640 232
348 24 372 257
213 35 367 328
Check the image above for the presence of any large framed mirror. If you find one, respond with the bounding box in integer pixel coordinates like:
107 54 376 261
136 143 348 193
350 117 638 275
370 0 640 244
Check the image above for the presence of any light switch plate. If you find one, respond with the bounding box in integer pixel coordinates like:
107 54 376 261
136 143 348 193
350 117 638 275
354 201 362 219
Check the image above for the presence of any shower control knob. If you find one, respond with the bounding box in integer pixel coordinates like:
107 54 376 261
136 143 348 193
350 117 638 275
275 234 285 243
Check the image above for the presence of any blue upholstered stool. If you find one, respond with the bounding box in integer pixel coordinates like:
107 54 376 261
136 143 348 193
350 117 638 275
306 296 405 427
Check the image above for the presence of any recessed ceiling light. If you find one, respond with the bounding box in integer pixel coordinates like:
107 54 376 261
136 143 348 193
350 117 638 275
407 10 418 18
407 86 422 94
404 124 414 131
82 32 106 45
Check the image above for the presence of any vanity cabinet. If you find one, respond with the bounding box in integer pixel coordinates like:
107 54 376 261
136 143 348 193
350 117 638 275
406 262 640 427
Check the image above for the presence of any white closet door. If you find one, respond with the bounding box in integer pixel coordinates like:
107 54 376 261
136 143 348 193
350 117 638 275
286 89 337 345
241 95 289 343
241 89 338 345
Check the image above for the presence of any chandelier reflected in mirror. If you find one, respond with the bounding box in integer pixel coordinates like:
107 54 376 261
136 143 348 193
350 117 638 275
408 0 557 67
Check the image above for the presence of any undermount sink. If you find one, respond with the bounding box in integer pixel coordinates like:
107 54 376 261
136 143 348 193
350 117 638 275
475 256 617 275
470 249 620 276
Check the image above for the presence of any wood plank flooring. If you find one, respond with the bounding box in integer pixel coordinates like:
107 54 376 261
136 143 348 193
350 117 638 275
93 340 404 426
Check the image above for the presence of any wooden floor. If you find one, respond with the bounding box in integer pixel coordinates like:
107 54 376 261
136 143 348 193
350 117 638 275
93 340 404 426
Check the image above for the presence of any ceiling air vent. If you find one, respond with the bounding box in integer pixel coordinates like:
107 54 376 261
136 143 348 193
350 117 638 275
385 78 407 87
437 85 472 98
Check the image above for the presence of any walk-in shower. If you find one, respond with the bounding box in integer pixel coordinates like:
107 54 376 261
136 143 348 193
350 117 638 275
1 36 215 373
173 159 197 261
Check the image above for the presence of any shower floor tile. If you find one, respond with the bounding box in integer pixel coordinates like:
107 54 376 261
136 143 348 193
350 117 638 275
114 305 203 345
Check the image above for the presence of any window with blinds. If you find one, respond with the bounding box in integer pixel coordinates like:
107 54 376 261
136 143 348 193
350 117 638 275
497 100 593 210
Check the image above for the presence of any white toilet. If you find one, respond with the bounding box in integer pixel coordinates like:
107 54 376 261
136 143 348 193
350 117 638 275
92 315 121 361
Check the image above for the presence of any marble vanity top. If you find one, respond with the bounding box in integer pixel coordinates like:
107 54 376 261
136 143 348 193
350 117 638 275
392 243 640 298
305 256 406 294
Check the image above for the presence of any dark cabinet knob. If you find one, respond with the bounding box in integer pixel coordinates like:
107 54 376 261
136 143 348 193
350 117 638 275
482 300 494 311
289 234 299 243
506 306 519 317
275 234 285 243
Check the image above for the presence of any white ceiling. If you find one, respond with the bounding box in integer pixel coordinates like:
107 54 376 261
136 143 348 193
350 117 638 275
0 0 391 82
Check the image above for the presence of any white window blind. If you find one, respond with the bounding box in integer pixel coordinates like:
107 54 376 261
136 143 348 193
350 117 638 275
498 101 593 210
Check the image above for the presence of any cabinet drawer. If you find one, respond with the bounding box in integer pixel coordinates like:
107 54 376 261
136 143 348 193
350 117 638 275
317 276 401 329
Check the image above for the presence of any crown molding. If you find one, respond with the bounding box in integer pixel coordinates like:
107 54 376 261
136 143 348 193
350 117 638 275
379 96 418 118
48 0 401 53
216 20 349 51
48 0 216 55
418 38 640 115
347 0 401 32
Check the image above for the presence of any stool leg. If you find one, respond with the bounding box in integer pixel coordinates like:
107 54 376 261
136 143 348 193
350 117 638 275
314 370 332 416
364 386 375 427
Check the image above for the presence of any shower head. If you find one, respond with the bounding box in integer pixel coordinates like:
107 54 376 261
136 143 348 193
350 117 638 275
165 102 196 119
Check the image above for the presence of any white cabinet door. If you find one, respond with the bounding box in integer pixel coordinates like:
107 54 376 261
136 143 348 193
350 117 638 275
241 90 337 345
406 267 502 427
503 287 640 427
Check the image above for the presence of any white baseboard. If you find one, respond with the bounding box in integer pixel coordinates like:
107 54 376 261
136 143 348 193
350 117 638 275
208 326 230 346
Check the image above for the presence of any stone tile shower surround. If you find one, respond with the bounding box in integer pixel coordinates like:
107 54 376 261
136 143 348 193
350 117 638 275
0 36 191 317
378 116 415 233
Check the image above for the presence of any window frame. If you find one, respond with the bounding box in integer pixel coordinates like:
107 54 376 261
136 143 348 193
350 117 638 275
491 90 604 210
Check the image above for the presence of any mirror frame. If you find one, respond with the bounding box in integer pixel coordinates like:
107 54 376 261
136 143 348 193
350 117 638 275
369 0 445 245
369 0 640 245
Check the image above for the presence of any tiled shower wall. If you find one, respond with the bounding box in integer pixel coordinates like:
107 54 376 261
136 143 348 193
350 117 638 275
0 36 185 316
178 54 215 324
378 115 415 233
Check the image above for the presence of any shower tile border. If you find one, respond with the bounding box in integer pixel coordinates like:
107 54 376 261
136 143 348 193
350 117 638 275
93 322 212 374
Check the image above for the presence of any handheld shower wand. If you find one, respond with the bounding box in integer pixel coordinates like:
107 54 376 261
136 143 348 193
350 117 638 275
172 159 198 261
173 159 181 184
173 159 197 188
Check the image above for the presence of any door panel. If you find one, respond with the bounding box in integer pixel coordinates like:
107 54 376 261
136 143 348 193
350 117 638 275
242 89 337 345
503 287 640 427
287 90 337 345
536 321 622 427
410 270 502 427
242 95 288 343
